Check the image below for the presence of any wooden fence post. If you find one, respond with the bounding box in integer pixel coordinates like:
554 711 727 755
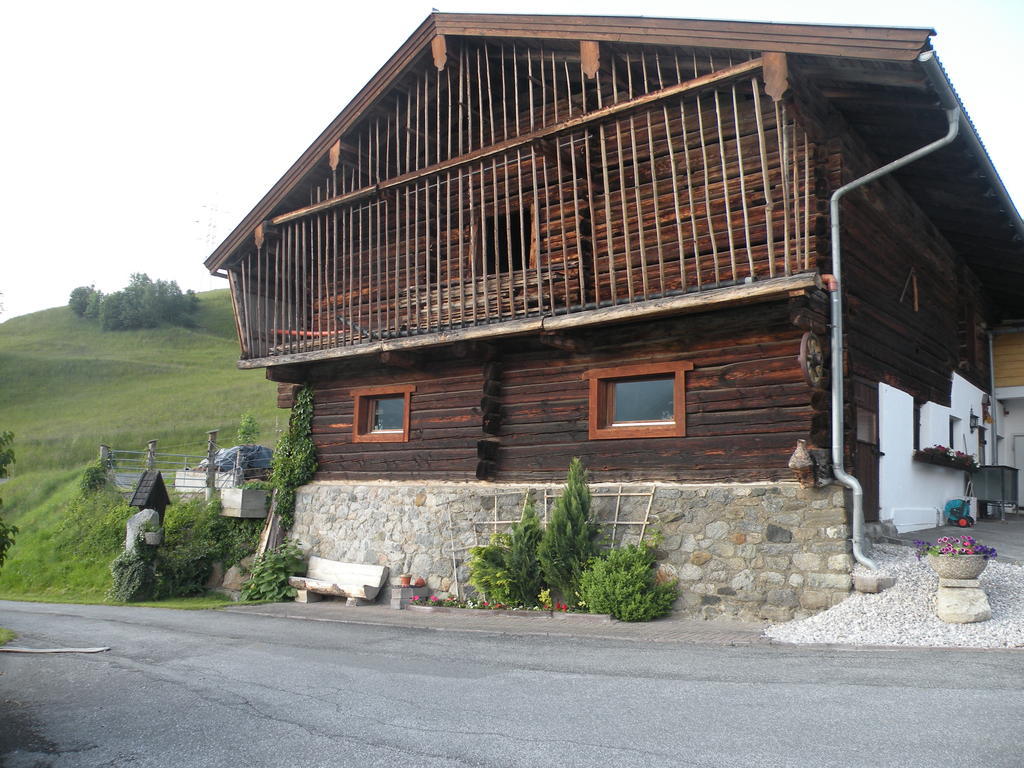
205 430 219 501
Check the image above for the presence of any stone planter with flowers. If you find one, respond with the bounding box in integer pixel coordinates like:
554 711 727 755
914 536 997 623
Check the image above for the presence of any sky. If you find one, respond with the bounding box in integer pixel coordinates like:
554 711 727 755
1 0 1022 321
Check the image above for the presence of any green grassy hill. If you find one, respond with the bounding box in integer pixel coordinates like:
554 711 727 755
0 290 281 599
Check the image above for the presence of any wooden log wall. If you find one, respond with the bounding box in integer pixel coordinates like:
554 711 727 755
826 123 993 406
310 357 484 481
228 40 815 362
308 298 821 483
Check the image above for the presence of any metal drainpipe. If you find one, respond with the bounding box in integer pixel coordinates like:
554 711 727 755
828 54 961 569
987 330 997 465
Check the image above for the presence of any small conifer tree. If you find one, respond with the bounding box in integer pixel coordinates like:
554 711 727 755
537 457 599 604
506 498 544 606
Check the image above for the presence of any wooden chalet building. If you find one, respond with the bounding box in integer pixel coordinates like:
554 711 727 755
206 14 1024 620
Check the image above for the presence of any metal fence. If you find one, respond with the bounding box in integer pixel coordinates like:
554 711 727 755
101 431 269 495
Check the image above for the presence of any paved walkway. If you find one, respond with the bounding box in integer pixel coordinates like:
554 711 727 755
223 601 769 646
894 513 1024 563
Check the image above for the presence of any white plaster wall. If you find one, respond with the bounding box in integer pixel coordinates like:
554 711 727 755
878 374 987 533
997 395 1024 502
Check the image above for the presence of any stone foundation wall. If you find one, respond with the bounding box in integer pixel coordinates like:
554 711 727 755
291 480 851 621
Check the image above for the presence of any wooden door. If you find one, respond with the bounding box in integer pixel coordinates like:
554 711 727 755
853 379 880 522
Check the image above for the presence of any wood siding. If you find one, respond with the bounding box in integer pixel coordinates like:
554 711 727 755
308 298 823 483
826 120 993 407
994 333 1024 388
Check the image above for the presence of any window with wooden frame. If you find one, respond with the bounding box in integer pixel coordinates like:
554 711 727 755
351 384 415 443
582 361 694 440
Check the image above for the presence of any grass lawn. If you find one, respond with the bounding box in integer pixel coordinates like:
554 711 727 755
0 289 280 601
0 290 280 474
0 627 14 646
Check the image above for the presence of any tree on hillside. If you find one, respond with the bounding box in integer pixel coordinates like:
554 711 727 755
68 274 198 330
236 413 259 445
0 431 18 572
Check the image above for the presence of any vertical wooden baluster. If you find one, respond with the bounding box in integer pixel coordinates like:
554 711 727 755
676 56 703 289
435 67 445 329
411 184 420 333
803 131 811 271
776 101 791 276
512 43 520 137
475 47 485 150
730 83 755 279
282 223 289 353
483 43 495 146
750 78 775 278
531 145 546 313
444 66 452 163
288 223 295 353
499 43 509 142
638 54 665 295
694 91 720 286
527 46 535 133
553 134 569 311
659 60 687 292
790 117 801 281
713 88 738 283
606 59 630 303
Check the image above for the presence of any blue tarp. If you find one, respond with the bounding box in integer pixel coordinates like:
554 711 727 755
199 444 273 472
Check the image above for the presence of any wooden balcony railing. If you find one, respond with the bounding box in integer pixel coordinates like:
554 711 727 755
228 59 816 366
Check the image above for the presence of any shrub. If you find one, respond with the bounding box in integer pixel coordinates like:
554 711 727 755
155 497 262 598
537 458 599 604
0 431 15 572
108 535 157 602
578 544 677 622
468 499 546 606
468 533 514 605
79 459 109 493
505 500 544 607
241 539 305 602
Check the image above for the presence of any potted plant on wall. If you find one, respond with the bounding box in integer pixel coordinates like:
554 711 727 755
912 445 979 471
220 481 272 519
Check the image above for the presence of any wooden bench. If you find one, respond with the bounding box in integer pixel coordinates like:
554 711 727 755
288 556 389 605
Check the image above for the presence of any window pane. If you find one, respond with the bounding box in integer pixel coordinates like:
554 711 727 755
612 377 674 424
371 396 405 431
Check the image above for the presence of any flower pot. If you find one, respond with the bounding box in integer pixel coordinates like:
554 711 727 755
926 553 988 580
143 531 163 546
398 574 412 587
220 488 270 518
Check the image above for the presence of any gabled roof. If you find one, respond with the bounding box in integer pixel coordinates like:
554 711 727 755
204 12 1024 317
129 470 171 514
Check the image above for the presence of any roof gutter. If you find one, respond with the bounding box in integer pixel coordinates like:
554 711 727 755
828 50 960 571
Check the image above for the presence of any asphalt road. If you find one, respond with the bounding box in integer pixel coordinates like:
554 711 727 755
2 601 1022 768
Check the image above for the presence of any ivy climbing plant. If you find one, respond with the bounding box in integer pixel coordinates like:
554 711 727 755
268 385 317 529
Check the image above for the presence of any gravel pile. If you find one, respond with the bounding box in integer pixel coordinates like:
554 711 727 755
766 544 1024 649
